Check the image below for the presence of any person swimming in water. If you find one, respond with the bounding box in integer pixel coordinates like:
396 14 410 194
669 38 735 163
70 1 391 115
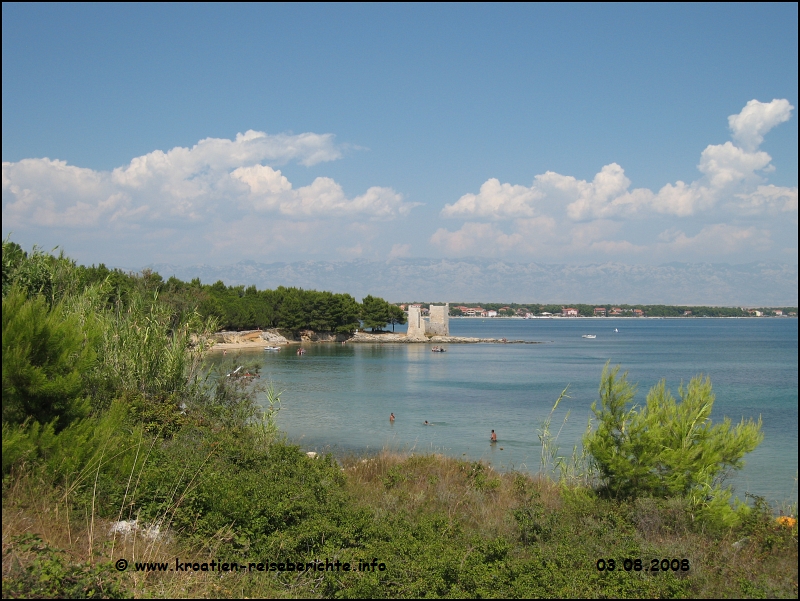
491 429 497 442
424 420 431 426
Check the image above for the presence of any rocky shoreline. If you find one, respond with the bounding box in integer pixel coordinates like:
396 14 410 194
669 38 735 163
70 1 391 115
209 328 541 350
348 331 540 344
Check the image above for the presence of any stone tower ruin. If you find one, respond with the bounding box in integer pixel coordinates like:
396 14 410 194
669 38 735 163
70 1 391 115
406 303 449 338
428 303 450 336
406 306 426 338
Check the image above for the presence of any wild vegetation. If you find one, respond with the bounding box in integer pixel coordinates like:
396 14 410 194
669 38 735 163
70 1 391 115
2 240 797 598
70 259 405 333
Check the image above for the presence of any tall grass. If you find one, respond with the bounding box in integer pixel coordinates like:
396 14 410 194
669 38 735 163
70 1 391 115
537 385 570 475
92 292 215 404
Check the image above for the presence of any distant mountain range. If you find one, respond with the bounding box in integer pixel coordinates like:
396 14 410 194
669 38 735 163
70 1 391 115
143 259 798 306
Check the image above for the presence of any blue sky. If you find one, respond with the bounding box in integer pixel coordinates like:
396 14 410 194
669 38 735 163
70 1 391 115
2 3 797 268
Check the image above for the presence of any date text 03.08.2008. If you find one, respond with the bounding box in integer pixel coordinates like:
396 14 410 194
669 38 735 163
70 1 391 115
596 558 690 572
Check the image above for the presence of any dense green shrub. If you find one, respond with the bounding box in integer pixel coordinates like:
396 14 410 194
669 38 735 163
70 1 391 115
2 401 143 490
1 240 77 304
2 288 95 430
584 364 763 523
130 432 369 557
361 294 393 331
2 534 130 599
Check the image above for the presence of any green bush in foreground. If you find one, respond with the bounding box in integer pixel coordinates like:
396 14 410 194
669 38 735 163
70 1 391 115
584 364 763 525
2 534 130 599
2 288 95 430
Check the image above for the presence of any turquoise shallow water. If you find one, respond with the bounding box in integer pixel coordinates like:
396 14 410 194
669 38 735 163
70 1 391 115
212 318 798 503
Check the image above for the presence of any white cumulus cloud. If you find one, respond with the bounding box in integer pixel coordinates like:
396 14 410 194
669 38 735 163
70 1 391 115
728 99 794 151
2 130 418 231
440 98 795 223
697 141 772 189
735 185 798 214
433 99 795 262
230 166 415 218
442 178 542 219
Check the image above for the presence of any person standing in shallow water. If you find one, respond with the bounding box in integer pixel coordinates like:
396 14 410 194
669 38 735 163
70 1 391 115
491 429 497 442
389 413 395 423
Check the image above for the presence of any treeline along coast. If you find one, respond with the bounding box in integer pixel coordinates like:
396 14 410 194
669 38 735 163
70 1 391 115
2 239 797 599
60 260 406 334
17 249 794 339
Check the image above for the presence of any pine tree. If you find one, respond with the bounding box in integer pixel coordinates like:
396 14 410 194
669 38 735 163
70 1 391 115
584 364 763 500
360 295 391 331
2 288 94 430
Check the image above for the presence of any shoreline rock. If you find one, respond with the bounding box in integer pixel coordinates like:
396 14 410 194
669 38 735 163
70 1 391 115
348 331 541 344
211 328 292 350
210 328 544 350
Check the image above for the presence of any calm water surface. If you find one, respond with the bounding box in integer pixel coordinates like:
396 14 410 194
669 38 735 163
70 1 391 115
211 318 798 502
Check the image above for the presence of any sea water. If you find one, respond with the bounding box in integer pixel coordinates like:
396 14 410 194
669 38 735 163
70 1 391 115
211 318 798 503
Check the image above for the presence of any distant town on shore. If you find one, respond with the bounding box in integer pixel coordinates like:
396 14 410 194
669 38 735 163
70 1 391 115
402 303 797 319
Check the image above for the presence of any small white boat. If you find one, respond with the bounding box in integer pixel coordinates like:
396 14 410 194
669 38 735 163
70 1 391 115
264 346 281 351
582 334 597 339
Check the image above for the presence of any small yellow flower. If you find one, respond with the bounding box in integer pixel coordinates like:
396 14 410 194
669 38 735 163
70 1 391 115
776 516 796 528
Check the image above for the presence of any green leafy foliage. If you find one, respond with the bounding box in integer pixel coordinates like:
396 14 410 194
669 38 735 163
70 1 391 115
2 401 142 490
2 534 130 599
388 303 407 331
584 364 763 518
361 294 392 331
1 239 78 304
85 292 211 408
202 284 362 333
136 437 364 557
2 288 94 429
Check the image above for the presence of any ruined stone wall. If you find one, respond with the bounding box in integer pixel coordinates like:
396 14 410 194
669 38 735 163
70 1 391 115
427 303 450 336
406 306 426 338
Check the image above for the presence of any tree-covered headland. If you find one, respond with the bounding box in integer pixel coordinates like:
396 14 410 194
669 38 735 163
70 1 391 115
2 242 405 334
2 240 796 599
